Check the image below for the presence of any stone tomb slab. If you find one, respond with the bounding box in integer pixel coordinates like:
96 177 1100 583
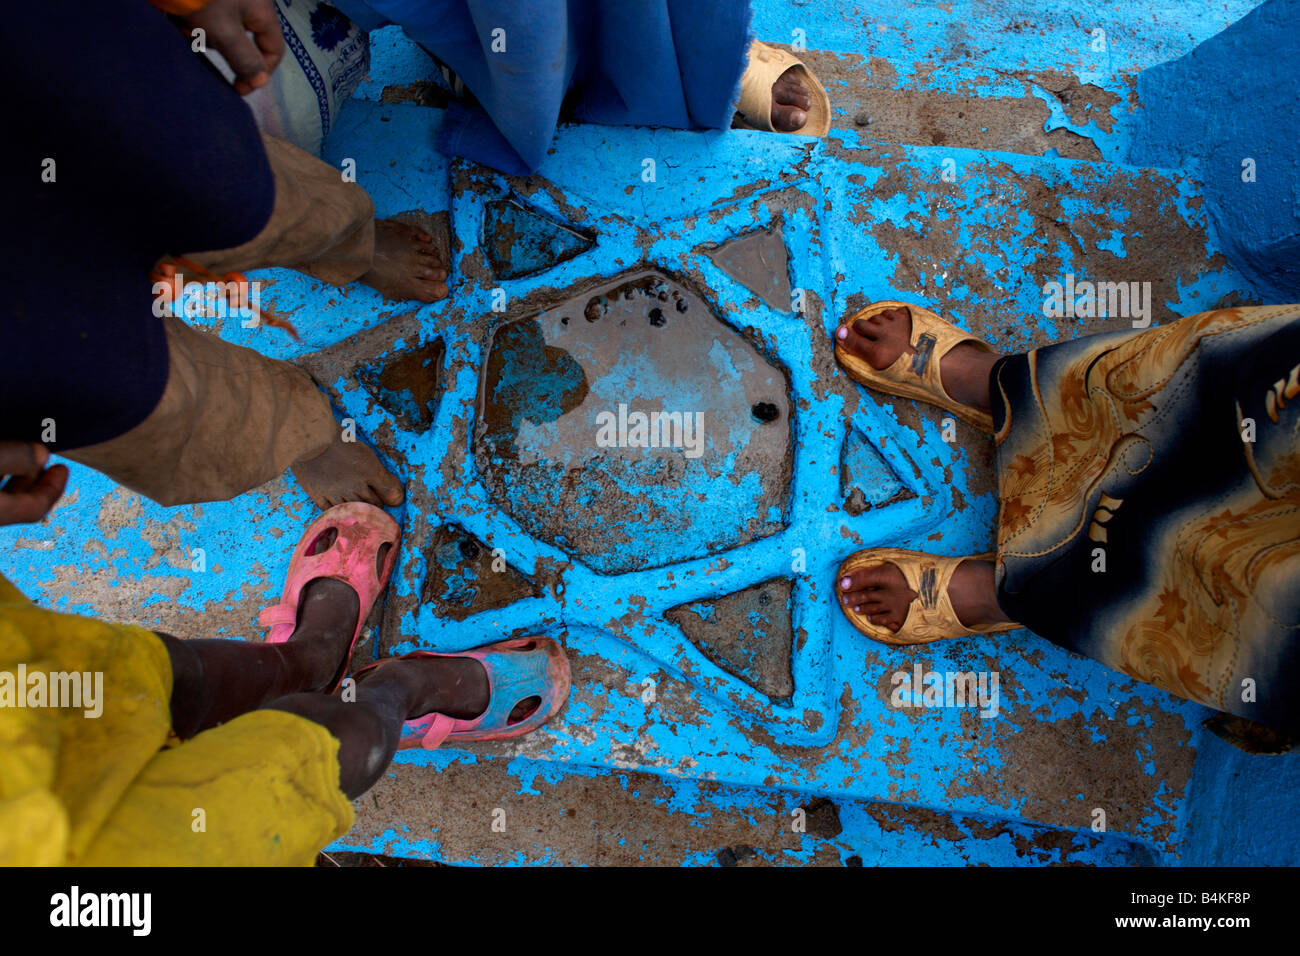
476 270 794 575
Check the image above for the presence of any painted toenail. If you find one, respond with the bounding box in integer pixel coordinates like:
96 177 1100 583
840 576 852 589
836 326 848 340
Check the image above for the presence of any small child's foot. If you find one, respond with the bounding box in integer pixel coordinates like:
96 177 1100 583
838 558 1011 634
835 305 998 413
291 432 404 510
771 66 812 132
359 219 449 303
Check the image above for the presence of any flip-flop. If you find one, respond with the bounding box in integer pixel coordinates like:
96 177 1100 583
258 501 400 692
836 548 1020 646
737 40 831 137
352 636 571 750
835 300 997 433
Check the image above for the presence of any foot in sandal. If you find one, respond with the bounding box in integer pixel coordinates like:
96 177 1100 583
261 502 402 690
771 66 814 131
834 302 1001 432
836 548 1018 645
353 636 571 750
738 41 832 136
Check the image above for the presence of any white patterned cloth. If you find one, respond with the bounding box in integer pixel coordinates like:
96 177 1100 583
204 0 369 155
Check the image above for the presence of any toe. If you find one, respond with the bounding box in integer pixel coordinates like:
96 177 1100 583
842 564 897 591
373 473 405 507
834 322 876 363
771 103 808 132
410 282 444 304
773 68 813 109
840 590 885 612
850 317 880 340
348 485 378 507
774 85 812 111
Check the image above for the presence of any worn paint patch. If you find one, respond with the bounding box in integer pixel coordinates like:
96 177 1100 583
356 337 445 432
703 226 793 312
666 578 796 701
420 524 541 621
483 196 597 280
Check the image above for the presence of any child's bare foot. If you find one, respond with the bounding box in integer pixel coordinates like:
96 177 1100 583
291 432 404 510
772 66 813 132
835 306 998 413
838 558 1011 633
359 219 449 303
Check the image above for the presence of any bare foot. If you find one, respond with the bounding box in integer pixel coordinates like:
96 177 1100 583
359 219 449 303
291 432 404 510
838 558 1012 633
772 66 813 132
835 305 998 412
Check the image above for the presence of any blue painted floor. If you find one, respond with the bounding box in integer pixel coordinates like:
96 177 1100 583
5 0 1298 865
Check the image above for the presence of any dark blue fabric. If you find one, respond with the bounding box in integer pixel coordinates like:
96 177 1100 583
3 0 275 450
332 0 752 175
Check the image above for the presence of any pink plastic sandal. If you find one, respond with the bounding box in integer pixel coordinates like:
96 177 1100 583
352 636 571 750
258 501 400 692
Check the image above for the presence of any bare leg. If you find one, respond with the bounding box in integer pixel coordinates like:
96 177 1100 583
158 577 361 737
267 658 488 798
159 578 490 799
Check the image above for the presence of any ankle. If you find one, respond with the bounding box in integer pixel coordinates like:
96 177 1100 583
940 347 998 413
278 638 342 693
950 559 1010 631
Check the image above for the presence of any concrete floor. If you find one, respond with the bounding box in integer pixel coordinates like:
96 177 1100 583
5 0 1298 865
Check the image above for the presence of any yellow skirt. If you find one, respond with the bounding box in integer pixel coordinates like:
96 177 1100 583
0 574 353 866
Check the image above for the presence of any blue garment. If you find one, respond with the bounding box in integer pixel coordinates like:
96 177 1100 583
1126 0 1300 301
331 0 752 175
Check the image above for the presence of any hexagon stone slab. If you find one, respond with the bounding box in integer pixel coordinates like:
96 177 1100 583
476 269 793 575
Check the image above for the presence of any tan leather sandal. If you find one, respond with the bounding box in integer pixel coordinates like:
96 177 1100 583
836 548 1020 646
835 300 996 433
737 41 831 137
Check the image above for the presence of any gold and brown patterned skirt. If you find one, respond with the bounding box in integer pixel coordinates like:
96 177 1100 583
992 306 1300 732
